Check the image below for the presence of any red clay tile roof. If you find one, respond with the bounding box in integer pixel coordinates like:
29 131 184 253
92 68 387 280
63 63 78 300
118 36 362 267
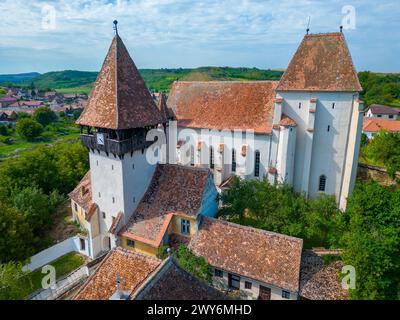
277 33 362 92
363 119 400 133
367 104 400 115
279 114 297 127
76 35 163 129
121 164 213 244
74 247 161 300
68 172 92 212
189 217 303 292
136 259 227 300
299 251 348 300
168 81 278 133
156 93 170 123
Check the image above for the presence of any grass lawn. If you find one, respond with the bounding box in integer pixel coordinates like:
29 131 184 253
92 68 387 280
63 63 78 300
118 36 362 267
23 252 86 298
0 126 80 158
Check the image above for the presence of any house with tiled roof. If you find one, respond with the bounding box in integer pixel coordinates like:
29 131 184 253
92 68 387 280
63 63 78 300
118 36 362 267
167 32 364 210
189 217 303 300
362 118 400 139
365 104 400 120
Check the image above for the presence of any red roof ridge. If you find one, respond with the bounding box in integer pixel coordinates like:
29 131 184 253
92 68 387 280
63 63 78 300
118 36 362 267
201 216 303 244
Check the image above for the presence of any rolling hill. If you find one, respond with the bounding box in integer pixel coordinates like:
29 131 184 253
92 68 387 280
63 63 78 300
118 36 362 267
0 72 40 84
1 67 285 94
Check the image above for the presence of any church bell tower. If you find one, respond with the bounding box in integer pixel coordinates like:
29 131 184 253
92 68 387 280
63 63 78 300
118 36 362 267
76 22 164 249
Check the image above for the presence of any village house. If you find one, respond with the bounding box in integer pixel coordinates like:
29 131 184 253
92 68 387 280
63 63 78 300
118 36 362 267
365 104 400 120
0 96 18 108
69 25 362 300
189 217 303 300
362 118 400 139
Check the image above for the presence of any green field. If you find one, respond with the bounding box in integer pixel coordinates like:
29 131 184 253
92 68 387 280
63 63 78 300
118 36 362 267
0 121 80 159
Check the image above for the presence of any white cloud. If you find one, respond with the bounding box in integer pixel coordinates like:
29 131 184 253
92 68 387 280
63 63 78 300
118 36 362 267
0 0 398 72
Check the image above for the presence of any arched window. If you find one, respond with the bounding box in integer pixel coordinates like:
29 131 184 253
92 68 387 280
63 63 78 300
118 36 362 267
232 149 237 172
254 150 260 177
210 146 214 169
319 175 327 192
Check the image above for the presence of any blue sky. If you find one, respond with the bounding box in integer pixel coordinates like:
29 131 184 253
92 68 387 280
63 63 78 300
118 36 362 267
0 0 399 74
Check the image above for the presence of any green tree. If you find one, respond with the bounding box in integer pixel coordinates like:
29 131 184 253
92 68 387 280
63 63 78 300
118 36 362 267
0 261 33 300
13 187 63 236
342 182 400 300
219 177 342 248
33 107 57 126
365 130 400 178
0 124 8 136
0 201 34 263
15 118 43 140
0 142 88 195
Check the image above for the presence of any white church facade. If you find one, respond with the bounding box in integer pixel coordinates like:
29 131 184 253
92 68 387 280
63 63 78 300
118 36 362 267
69 29 363 262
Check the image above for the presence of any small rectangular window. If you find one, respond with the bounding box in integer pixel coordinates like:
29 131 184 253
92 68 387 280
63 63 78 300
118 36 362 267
214 269 223 277
111 165 114 170
127 239 135 248
132 164 135 169
232 149 236 172
327 125 330 132
282 290 290 299
98 192 101 198
102 212 106 219
245 281 252 289
133 197 136 203
389 115 394 119
74 203 78 212
181 219 191 235
80 238 85 251
332 103 335 109
112 197 115 203
254 151 260 177
298 102 301 109
377 115 382 118
96 160 99 166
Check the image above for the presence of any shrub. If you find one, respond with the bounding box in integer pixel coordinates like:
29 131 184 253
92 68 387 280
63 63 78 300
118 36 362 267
15 118 43 140
174 245 212 283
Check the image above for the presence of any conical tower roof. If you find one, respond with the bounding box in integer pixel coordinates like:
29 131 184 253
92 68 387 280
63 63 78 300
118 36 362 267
77 35 163 129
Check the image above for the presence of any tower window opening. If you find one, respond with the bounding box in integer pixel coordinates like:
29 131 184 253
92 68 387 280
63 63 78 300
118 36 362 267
210 146 214 169
319 175 327 192
255 150 260 177
232 149 237 172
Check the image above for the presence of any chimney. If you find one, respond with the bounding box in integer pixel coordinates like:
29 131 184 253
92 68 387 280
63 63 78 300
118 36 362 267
109 274 128 300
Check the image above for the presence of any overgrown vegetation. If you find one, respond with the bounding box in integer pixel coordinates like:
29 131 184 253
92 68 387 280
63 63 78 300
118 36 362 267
0 141 89 264
174 245 212 283
219 177 400 300
342 181 400 300
359 130 400 178
359 71 400 107
219 177 344 249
